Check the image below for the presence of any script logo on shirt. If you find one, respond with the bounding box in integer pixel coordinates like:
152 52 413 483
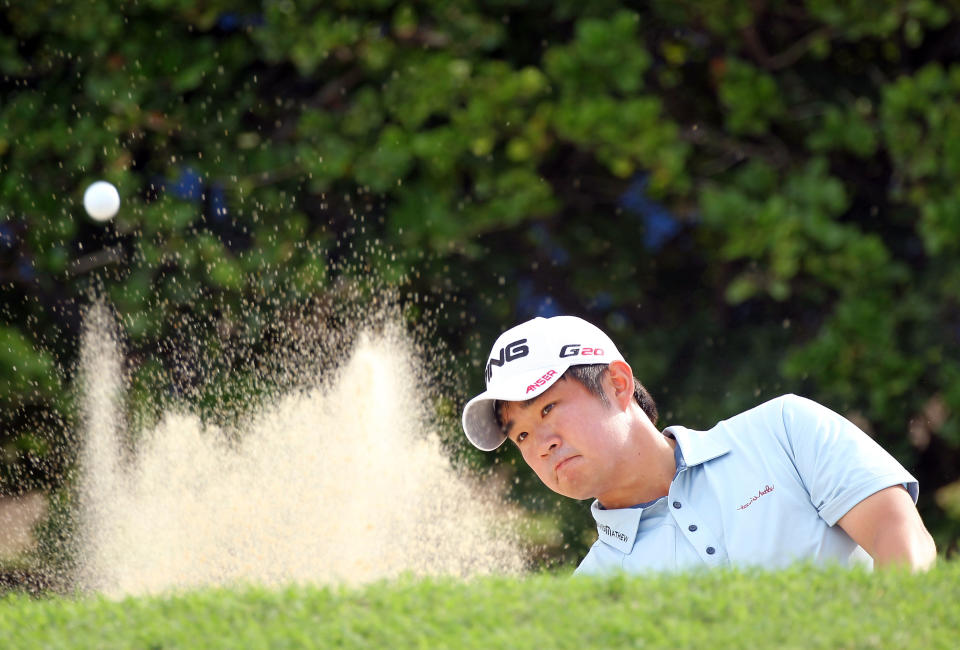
598 524 628 542
737 484 775 511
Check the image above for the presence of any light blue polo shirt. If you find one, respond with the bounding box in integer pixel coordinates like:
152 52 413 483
575 394 918 575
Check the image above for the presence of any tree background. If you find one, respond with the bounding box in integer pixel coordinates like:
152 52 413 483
2 0 960 571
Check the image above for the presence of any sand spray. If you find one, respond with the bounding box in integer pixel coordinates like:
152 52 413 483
75 300 522 597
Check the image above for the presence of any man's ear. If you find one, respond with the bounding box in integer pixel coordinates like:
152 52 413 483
606 360 635 409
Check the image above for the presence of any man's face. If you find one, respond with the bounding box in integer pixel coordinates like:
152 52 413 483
499 375 632 501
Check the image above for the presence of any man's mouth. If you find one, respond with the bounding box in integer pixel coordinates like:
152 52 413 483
555 455 579 473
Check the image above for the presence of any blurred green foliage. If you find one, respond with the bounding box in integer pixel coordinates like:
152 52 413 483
2 0 960 566
3 564 960 646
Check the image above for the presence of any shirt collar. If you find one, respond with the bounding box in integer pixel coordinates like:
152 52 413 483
590 499 644 553
663 425 730 466
589 427 730 553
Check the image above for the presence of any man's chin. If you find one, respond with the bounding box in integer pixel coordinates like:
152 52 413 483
554 480 593 501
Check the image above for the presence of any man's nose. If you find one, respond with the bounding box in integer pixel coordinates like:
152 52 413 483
538 429 561 456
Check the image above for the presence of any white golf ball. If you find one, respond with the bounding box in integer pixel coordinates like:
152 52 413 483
83 181 120 222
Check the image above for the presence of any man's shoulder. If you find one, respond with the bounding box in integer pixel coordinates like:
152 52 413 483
708 393 820 431
681 394 791 436
574 540 618 576
727 393 807 419
671 394 811 454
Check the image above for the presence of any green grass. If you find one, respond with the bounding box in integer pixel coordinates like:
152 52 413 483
2 563 959 649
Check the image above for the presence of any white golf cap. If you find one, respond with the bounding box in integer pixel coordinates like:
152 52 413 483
462 315 625 450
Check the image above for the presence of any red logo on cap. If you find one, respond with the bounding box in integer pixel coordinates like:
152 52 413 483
526 369 557 393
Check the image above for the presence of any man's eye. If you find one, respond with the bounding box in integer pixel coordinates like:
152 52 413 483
516 432 528 443
541 403 555 417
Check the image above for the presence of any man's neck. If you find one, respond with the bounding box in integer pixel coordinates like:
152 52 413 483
597 433 678 510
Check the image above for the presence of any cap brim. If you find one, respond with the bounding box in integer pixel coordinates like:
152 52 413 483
462 396 504 451
461 365 565 451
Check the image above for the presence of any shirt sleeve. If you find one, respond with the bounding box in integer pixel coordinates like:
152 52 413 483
778 394 918 526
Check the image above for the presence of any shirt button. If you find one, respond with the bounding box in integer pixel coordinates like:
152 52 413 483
672 501 682 509
688 524 698 532
706 546 716 555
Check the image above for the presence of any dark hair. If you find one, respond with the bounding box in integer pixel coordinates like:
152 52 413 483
494 363 658 430
565 364 658 426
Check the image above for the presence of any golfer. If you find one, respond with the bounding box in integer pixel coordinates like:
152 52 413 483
462 315 936 573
